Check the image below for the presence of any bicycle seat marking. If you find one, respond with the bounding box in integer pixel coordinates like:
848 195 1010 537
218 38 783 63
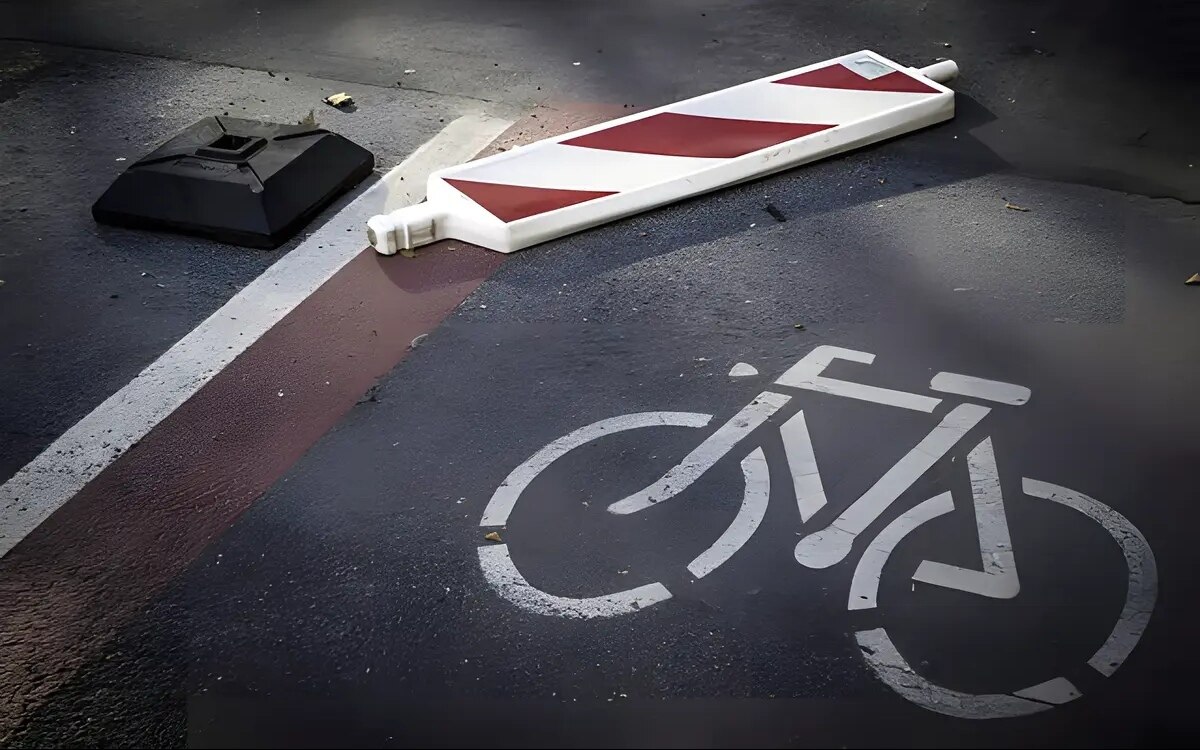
476 344 1158 719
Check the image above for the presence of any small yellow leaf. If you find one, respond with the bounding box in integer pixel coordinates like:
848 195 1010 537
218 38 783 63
484 531 502 542
1186 273 1200 286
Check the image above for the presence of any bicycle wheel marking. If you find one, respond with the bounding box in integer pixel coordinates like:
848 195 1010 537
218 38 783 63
478 544 673 618
608 392 791 515
1024 479 1158 677
855 628 1071 719
847 492 955 610
687 448 770 579
481 411 712 527
781 411 828 523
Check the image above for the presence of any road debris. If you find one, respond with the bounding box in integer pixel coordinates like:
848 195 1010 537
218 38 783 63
410 333 429 349
298 109 317 127
1186 273 1200 286
323 92 353 109
793 323 806 330
729 362 759 377
1004 200 1031 212
484 531 502 542
764 203 787 222
403 69 416 74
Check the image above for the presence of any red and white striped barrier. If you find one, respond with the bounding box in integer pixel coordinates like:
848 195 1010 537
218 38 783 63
368 51 958 255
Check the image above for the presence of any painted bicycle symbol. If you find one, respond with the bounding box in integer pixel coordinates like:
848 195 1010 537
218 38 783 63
478 345 1157 719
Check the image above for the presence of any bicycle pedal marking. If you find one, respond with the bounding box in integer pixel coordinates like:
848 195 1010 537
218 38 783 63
910 438 1020 599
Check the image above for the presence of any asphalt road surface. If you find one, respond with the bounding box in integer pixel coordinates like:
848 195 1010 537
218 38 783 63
1 1 1197 747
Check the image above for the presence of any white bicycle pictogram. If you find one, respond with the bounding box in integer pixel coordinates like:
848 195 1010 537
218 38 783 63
477 345 1157 719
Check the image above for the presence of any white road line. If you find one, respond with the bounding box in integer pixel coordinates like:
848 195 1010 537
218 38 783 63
608 391 791 515
480 411 713 528
686 448 770 579
0 113 515 559
930 372 1031 406
780 410 827 523
794 403 991 569
478 544 672 619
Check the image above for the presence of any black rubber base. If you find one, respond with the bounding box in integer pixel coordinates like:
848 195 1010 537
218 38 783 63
92 116 375 248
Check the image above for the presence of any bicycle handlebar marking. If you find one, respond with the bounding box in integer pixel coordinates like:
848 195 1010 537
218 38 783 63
930 372 1031 406
478 544 673 618
775 345 942 412
911 437 1019 599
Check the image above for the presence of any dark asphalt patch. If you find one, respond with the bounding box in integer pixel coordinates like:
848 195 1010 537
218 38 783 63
11 128 1198 745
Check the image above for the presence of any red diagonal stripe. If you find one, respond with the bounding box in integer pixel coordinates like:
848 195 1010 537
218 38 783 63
444 178 616 223
775 63 938 94
562 112 834 158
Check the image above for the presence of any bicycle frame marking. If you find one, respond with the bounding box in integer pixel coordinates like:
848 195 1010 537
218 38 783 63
781 411 828 523
607 392 790 515
794 402 990 569
482 411 712 527
931 372 1031 406
910 437 1019 598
